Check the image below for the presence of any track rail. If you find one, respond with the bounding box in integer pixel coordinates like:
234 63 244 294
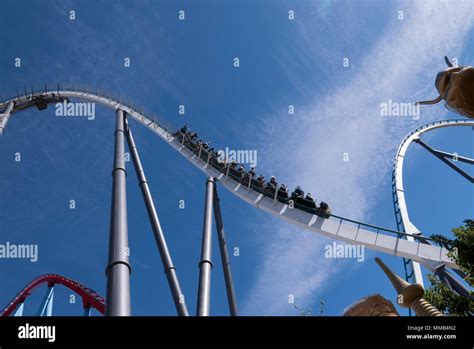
1 274 105 316
392 119 474 284
0 85 459 269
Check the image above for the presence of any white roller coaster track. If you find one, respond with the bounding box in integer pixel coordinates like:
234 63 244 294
392 119 474 284
0 85 460 269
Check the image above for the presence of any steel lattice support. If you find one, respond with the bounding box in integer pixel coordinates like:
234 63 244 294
105 109 132 316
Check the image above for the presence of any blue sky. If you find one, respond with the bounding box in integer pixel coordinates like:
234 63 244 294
0 0 472 316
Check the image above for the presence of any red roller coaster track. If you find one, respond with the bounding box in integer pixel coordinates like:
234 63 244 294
1 274 105 316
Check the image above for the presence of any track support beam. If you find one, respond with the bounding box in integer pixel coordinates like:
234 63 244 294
213 184 238 316
105 109 131 316
414 138 473 183
37 285 54 317
13 302 24 317
124 118 189 316
0 101 14 135
196 177 215 316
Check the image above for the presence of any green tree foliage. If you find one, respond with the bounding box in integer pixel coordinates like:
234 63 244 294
424 220 474 316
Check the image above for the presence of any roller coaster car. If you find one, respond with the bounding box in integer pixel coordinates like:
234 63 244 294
263 183 276 196
208 151 221 167
33 96 49 110
291 195 317 214
276 186 289 202
249 178 265 193
228 166 242 181
241 173 252 185
213 158 227 172
316 201 331 218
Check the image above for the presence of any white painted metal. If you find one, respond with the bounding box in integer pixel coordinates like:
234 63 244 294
0 88 460 269
392 119 474 279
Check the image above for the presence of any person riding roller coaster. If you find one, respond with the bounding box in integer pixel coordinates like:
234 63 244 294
180 124 190 134
291 186 305 200
290 186 317 212
318 201 331 218
242 167 257 186
263 176 277 194
175 124 331 218
277 184 289 199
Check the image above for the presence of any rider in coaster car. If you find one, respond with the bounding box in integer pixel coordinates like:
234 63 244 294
203 141 210 150
319 201 331 216
278 184 289 197
269 176 277 185
305 193 315 202
180 124 190 134
249 167 256 178
238 165 246 176
230 161 237 169
266 176 276 190
292 186 304 199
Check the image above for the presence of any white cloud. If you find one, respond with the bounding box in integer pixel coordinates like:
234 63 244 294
243 1 474 315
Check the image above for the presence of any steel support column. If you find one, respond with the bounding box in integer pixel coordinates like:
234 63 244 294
196 177 214 316
213 183 238 316
124 119 189 316
0 101 14 135
414 138 473 183
105 109 131 316
13 302 24 317
37 285 54 317
83 306 92 317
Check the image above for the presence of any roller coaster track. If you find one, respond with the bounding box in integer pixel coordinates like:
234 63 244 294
392 119 474 289
0 84 459 270
1 274 105 316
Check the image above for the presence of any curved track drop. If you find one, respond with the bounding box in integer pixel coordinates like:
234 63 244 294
392 119 474 289
0 85 459 270
1 274 105 316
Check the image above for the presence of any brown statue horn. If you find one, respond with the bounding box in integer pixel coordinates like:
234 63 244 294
415 95 443 105
445 56 454 67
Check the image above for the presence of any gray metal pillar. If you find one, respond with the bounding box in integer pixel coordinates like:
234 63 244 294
124 119 189 316
0 101 14 135
414 138 473 183
196 177 214 316
213 184 238 316
105 109 131 316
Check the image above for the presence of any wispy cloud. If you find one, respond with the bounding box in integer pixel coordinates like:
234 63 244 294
243 0 474 315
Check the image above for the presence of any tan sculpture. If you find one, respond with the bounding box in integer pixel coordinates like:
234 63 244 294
416 56 474 119
343 294 399 316
375 257 443 316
